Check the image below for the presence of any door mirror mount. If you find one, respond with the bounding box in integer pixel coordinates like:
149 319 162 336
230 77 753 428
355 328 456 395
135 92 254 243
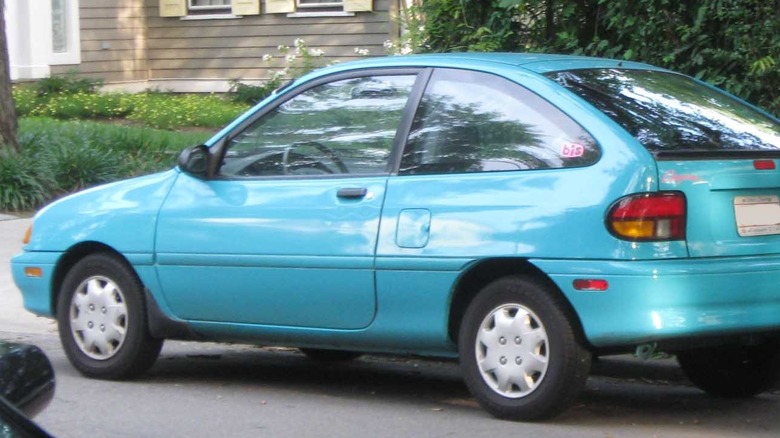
177 145 211 178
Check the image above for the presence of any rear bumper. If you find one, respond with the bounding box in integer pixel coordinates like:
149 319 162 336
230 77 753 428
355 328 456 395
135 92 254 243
534 256 780 348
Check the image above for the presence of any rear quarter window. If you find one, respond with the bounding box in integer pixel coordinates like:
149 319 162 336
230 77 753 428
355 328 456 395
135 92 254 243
400 69 600 175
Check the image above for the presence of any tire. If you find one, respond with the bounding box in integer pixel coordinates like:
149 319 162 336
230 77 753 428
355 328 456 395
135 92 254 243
676 340 780 398
299 348 362 362
458 276 591 421
57 253 163 380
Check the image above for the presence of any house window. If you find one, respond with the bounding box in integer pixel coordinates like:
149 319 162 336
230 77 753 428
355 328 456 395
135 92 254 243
297 0 343 9
188 0 230 11
50 0 81 65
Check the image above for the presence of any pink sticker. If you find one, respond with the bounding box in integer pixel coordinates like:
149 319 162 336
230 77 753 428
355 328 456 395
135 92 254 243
561 143 585 158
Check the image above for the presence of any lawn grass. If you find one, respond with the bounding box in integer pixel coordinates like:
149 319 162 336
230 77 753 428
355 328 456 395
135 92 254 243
3 77 250 212
1 117 213 212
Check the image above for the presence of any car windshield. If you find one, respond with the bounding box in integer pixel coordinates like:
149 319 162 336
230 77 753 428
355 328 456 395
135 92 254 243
547 69 780 152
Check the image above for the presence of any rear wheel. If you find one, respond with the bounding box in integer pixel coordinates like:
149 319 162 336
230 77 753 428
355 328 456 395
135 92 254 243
57 253 163 380
676 340 780 397
458 276 591 421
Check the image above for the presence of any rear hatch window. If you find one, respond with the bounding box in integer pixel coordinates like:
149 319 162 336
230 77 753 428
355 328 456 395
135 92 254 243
548 69 780 257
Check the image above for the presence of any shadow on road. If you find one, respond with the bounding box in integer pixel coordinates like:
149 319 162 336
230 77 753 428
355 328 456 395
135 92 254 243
114 342 779 432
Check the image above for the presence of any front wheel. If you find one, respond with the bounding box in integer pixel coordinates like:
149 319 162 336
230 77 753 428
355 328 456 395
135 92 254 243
57 253 163 380
458 276 591 421
676 340 780 397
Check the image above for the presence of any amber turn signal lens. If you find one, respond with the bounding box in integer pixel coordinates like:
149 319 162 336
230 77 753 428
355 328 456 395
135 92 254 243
24 267 43 278
22 225 32 245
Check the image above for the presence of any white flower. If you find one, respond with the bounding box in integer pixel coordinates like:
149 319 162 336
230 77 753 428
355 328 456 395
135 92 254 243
271 70 286 80
383 40 394 49
294 38 305 48
309 48 325 57
354 47 370 56
277 45 289 52
262 54 273 62
285 54 297 63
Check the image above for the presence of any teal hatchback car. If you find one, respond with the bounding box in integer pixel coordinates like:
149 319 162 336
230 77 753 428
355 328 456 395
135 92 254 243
12 53 780 421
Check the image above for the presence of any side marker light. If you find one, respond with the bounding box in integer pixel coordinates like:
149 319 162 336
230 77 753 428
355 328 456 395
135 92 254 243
24 267 43 278
573 279 608 291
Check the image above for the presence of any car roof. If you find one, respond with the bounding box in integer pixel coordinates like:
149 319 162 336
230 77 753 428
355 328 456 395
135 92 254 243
306 52 664 79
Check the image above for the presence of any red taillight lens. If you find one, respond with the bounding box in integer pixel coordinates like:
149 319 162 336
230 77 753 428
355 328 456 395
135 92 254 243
607 192 686 241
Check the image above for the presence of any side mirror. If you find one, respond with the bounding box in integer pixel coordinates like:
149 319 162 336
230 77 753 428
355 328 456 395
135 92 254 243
177 144 211 178
0 341 55 418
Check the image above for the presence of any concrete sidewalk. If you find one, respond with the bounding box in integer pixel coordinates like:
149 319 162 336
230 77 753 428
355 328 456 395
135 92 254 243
0 216 56 335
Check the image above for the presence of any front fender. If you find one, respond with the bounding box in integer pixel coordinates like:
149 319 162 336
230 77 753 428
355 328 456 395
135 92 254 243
25 170 180 254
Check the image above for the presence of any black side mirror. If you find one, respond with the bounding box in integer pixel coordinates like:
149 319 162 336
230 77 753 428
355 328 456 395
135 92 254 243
177 144 211 178
0 341 55 418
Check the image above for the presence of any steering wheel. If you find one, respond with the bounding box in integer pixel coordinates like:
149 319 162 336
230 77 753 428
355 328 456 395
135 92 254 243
282 141 349 175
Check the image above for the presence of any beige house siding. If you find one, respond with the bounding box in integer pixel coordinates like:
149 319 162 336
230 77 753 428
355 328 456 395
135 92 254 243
54 0 399 91
52 0 149 83
145 0 397 82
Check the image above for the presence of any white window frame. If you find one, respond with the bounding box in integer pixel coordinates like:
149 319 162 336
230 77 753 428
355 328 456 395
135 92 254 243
49 0 81 66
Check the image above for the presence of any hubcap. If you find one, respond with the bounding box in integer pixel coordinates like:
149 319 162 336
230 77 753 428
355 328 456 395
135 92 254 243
475 303 549 398
69 276 128 360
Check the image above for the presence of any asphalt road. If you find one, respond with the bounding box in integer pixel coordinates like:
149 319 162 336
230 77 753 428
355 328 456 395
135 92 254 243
2 215 779 437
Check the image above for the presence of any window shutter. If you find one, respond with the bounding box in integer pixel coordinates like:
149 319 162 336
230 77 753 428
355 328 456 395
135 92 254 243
266 0 295 13
232 0 260 15
344 0 372 12
160 0 187 17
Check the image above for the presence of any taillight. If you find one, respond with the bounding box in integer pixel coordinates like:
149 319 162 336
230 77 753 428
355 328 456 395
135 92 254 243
607 192 686 241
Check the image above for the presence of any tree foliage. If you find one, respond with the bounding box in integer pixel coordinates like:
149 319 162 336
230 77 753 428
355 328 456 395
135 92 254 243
417 0 780 117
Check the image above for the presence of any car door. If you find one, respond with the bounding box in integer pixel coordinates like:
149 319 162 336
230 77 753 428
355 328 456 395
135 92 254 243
155 72 419 329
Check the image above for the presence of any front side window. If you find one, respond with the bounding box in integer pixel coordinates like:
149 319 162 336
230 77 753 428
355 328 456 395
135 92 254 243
222 74 416 178
548 69 780 152
400 69 599 175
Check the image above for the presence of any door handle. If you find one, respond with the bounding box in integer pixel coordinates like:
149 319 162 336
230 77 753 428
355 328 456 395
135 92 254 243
337 188 368 199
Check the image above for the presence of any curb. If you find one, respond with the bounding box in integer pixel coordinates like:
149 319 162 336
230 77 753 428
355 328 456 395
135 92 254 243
0 214 18 221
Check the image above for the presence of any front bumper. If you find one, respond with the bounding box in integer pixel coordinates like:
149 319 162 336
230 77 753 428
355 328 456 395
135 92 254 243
10 251 61 317
534 255 780 348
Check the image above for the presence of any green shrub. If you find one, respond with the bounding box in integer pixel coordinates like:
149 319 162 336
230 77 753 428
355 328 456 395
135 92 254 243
42 142 125 193
229 79 281 105
126 93 247 129
16 80 247 129
0 153 51 212
0 118 214 211
34 72 103 96
419 0 780 117
36 92 134 120
12 86 46 117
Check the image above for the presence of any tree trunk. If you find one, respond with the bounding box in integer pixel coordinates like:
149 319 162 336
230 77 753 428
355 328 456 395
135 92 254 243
0 0 19 155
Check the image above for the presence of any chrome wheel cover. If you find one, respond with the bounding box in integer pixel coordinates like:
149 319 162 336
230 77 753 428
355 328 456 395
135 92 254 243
475 303 550 398
69 275 129 360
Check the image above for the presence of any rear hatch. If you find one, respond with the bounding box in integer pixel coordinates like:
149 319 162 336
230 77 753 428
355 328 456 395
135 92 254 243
656 153 780 256
548 68 780 257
